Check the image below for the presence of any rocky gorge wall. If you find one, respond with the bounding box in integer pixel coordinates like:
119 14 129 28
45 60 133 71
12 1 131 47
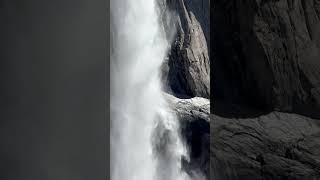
157 0 211 179
159 0 320 179
159 0 210 99
212 1 320 179
213 0 320 118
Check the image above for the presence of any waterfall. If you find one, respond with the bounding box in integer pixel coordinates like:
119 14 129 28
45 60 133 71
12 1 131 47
110 0 191 180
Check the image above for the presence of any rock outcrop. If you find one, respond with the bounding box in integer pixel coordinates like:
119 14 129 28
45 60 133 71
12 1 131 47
211 112 320 180
159 0 210 98
161 1 320 180
212 1 320 179
213 0 320 118
165 93 210 179
158 0 211 179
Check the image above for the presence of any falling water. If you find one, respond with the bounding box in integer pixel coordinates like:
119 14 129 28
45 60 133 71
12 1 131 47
110 0 191 180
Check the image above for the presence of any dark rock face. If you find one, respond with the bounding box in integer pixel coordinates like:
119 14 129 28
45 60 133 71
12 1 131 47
212 1 320 179
213 0 320 118
159 0 210 98
211 112 320 180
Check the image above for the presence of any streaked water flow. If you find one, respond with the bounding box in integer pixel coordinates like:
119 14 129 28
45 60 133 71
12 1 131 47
110 0 192 180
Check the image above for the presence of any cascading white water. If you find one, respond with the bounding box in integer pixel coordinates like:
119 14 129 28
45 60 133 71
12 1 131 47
110 0 191 180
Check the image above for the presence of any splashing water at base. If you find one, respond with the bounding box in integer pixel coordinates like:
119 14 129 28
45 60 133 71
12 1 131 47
110 0 192 180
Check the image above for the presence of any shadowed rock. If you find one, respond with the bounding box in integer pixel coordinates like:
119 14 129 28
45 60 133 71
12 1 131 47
213 0 320 118
211 112 320 180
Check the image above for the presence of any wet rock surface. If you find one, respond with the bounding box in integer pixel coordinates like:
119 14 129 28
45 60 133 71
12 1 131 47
165 93 210 179
159 0 211 178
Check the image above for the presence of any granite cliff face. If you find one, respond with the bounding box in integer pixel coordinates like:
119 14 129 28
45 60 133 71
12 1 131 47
161 0 320 179
158 0 210 179
212 1 320 180
213 0 320 117
211 112 320 180
159 0 210 98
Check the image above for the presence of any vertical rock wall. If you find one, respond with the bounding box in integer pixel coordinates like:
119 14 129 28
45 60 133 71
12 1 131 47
213 0 320 118
159 0 210 98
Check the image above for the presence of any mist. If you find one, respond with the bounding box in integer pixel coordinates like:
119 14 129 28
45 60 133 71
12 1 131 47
110 0 191 180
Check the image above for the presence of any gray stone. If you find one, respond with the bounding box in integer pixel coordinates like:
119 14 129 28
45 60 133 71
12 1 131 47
213 0 320 118
211 112 320 180
165 93 210 179
159 0 210 98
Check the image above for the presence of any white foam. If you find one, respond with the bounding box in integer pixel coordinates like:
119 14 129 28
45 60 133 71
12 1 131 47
110 0 192 180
